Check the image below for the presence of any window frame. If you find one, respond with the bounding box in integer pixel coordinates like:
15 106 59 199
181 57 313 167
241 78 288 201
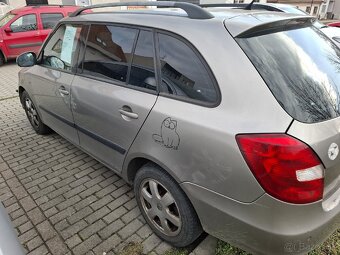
155 29 221 107
9 13 37 33
40 12 64 30
77 22 159 96
40 21 221 107
38 22 86 74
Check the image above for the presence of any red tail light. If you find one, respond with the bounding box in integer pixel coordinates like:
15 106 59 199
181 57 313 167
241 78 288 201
236 134 324 204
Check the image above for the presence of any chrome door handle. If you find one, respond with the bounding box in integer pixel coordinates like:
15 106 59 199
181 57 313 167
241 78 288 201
59 88 69 96
119 109 138 119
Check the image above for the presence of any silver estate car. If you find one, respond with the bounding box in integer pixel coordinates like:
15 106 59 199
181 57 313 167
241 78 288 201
16 2 340 255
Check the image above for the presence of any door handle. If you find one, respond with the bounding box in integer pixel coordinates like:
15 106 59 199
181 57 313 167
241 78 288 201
58 86 69 96
119 107 138 120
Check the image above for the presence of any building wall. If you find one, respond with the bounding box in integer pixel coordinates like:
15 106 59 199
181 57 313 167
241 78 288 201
333 0 340 19
268 0 323 16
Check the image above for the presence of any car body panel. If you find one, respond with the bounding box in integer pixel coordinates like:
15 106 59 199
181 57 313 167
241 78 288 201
0 203 24 255
71 75 158 171
25 65 79 145
181 182 340 255
328 21 340 28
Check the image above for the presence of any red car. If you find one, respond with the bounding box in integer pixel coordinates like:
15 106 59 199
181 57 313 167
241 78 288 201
0 5 79 66
328 21 340 28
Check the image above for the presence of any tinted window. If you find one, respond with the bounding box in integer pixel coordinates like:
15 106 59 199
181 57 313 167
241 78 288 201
41 13 63 29
237 26 340 123
82 25 137 83
158 33 218 103
10 14 37 32
42 24 82 71
129 30 156 91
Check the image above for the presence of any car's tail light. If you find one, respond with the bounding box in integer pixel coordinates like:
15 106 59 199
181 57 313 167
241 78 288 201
236 134 324 204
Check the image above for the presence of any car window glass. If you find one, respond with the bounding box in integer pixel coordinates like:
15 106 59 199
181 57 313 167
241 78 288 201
42 24 82 71
129 30 156 91
82 24 137 83
237 26 340 123
158 33 218 103
10 14 37 32
41 13 64 29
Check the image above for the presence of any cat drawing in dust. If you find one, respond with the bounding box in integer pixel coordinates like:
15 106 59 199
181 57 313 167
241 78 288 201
153 117 180 150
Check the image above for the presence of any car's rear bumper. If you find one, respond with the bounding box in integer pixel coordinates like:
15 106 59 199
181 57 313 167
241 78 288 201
181 182 340 255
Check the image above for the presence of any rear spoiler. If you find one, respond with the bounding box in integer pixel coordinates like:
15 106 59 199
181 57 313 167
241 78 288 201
236 16 315 38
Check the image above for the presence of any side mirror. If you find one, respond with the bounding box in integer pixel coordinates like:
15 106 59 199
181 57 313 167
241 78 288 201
4 27 11 33
16 52 36 67
47 56 65 70
144 77 157 90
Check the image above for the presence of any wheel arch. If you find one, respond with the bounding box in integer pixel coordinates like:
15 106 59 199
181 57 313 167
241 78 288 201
0 48 7 62
18 86 25 105
123 154 182 185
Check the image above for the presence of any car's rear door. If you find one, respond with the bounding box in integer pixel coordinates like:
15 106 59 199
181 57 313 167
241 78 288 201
71 24 158 171
28 23 87 145
38 10 64 42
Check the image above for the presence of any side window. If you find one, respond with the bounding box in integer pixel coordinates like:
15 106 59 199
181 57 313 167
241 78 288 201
129 30 156 91
158 33 218 103
41 13 64 30
82 25 137 83
42 24 82 71
10 14 37 32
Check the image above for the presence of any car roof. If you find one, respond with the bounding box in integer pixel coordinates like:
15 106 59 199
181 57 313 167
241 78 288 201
10 5 78 15
65 7 312 38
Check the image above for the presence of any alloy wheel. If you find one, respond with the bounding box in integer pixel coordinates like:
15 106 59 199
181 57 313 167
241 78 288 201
140 178 182 236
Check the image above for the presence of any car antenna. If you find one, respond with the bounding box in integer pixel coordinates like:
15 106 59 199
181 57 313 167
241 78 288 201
245 0 255 10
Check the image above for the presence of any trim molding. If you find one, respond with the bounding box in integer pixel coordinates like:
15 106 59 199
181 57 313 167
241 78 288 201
9 42 43 49
40 106 126 155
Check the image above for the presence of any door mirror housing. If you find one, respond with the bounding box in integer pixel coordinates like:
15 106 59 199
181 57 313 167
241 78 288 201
16 52 37 67
4 27 11 33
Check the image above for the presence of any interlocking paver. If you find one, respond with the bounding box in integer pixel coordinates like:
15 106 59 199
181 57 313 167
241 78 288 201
0 63 173 254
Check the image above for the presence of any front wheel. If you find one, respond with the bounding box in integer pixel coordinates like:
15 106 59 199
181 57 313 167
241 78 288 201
134 163 203 247
21 91 51 135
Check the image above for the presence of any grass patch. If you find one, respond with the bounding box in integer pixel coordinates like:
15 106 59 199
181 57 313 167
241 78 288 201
117 242 143 255
163 248 189 255
215 229 340 255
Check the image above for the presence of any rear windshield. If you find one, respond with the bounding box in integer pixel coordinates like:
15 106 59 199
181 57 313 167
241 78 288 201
237 26 340 123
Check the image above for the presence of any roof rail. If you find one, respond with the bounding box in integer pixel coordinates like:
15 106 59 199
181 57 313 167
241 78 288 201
200 3 281 12
69 1 214 19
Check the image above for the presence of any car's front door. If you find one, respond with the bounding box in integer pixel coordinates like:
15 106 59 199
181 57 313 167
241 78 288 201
72 25 158 171
28 23 86 145
3 14 42 58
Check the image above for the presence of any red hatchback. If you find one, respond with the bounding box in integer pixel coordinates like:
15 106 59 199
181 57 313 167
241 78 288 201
0 5 79 66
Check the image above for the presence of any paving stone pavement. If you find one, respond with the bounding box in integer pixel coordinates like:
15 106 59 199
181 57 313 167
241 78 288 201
0 63 173 254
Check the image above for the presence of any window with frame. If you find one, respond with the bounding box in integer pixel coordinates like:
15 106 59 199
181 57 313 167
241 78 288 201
10 14 37 32
42 24 82 71
158 33 218 104
82 24 138 83
128 30 156 91
41 13 64 29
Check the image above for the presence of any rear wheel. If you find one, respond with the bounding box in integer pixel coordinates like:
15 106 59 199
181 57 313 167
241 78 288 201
21 91 51 135
134 163 203 247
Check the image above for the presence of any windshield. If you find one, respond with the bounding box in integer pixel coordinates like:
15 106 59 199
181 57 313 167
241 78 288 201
0 13 14 27
237 26 340 123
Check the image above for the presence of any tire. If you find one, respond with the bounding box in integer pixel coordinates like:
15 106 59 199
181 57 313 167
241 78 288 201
21 91 51 135
0 51 5 66
134 163 203 247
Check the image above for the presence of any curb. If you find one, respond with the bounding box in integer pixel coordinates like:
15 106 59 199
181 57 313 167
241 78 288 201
189 235 218 255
